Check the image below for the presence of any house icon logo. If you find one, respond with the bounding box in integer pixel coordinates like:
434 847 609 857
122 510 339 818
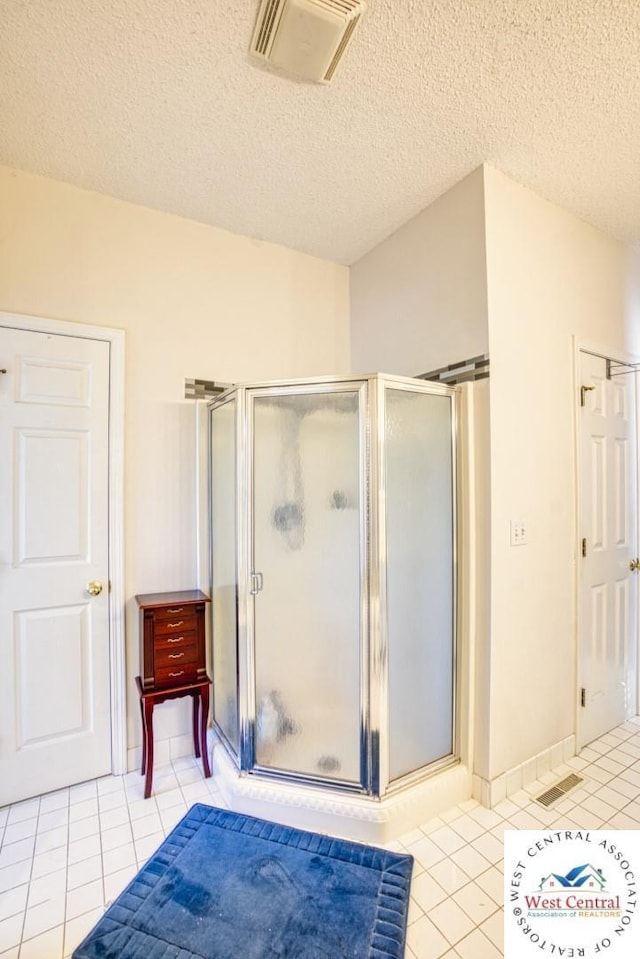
538 865 606 893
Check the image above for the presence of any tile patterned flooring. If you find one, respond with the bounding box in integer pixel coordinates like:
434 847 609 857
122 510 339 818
1 717 640 958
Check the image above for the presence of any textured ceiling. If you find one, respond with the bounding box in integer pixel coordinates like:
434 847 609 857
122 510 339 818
1 1 639 264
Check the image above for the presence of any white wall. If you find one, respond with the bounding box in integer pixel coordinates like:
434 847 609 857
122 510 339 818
0 165 350 764
483 165 629 779
350 167 489 376
626 245 640 357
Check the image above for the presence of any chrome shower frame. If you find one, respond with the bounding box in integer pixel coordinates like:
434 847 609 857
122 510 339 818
208 372 458 801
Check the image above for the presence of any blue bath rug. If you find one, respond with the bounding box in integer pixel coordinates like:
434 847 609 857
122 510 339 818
72 803 413 959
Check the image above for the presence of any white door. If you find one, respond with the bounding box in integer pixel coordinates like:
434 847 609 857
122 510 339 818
578 350 638 747
0 325 112 805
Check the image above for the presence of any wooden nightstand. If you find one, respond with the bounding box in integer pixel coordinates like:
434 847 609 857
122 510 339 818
135 590 211 798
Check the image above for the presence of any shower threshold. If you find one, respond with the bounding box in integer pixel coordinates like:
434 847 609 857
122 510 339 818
210 737 471 844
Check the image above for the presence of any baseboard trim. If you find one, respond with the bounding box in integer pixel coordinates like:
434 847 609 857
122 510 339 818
472 734 576 808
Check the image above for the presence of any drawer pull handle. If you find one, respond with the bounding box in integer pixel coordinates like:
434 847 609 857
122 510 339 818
166 607 184 613
167 636 184 643
167 621 184 628
169 670 185 677
168 652 184 659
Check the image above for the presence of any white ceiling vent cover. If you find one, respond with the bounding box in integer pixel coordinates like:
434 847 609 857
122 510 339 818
250 0 367 83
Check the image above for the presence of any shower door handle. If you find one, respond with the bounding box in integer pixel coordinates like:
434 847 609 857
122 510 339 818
249 572 264 595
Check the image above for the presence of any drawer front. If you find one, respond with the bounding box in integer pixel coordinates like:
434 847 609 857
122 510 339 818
154 614 197 636
153 603 197 621
154 629 197 653
154 643 199 671
154 663 198 687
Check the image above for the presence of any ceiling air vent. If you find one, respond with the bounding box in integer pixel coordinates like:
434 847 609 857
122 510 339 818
250 0 366 84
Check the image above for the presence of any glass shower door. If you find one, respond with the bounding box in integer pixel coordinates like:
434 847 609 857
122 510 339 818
384 385 455 783
210 398 240 754
249 386 365 787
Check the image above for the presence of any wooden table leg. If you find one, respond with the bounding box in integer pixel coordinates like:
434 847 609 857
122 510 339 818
139 693 147 775
200 684 211 778
192 692 201 758
143 696 155 799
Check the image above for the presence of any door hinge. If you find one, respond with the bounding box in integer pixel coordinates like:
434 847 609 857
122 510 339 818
580 385 595 407
581 537 587 557
580 687 586 708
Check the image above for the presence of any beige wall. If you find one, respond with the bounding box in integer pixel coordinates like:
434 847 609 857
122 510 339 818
0 165 350 762
626 245 640 357
483 165 629 779
350 167 489 376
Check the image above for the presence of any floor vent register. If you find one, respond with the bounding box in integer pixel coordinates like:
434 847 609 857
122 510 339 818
535 773 584 808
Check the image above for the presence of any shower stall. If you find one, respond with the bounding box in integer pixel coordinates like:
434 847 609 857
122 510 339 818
208 373 460 831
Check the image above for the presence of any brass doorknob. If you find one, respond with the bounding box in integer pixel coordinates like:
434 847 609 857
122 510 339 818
86 580 104 596
629 559 640 573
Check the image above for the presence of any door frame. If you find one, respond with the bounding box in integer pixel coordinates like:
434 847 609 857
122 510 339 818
573 336 640 749
0 309 127 775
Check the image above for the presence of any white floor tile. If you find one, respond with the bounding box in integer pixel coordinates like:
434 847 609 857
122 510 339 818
96 775 125 796
68 835 100 866
1 720 639 959
469 800 502 829
19 923 64 959
21 896 65 941
430 825 468 855
155 788 187 812
474 866 504 906
101 823 133 852
608 776 639 800
98 805 130 831
134 831 164 863
68 799 99 824
410 872 448 913
429 859 471 895
1 819 38 845
406 915 451 959
0 885 28 923
0 837 35 869
480 909 504 950
450 845 491 880
66 879 105 921
101 843 136 877
127 799 157 822
34 826 68 856
0 913 23 953
470 832 503 865
406 895 423 926
69 816 100 844
38 791 69 815
69 782 98 805
0 861 31 894
131 813 162 841
103 865 137 904
6 800 40 826
27 870 66 909
452 880 498 925
97 790 127 813
66 856 103 891
159 804 188 834
407 836 447 870
455 927 501 959
63 907 103 958
429 897 475 945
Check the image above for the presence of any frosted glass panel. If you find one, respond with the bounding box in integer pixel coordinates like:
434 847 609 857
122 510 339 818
252 390 361 783
211 400 239 753
385 389 454 781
